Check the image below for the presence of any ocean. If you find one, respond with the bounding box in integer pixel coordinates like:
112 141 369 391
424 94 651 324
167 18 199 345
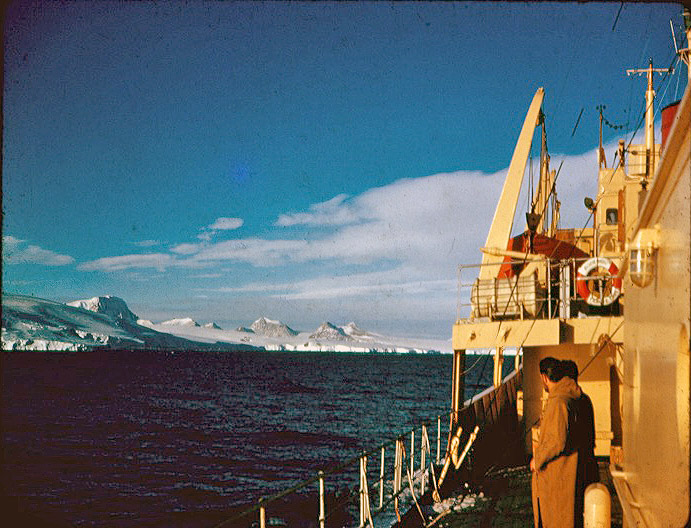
1 350 510 527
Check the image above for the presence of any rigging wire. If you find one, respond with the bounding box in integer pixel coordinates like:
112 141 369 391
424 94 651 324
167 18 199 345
653 56 680 114
612 2 624 32
571 107 584 137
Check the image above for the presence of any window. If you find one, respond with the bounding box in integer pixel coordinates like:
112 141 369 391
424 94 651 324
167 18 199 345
606 208 618 225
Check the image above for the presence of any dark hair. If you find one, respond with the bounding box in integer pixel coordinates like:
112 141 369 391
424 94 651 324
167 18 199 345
562 360 579 382
539 357 563 382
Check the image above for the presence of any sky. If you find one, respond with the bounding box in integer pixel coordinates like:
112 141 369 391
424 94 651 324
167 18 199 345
3 1 687 339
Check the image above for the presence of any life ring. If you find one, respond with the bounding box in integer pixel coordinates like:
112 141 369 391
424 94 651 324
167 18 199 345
576 257 622 306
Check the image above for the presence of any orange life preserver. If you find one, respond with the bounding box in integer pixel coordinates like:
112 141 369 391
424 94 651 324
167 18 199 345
576 257 622 306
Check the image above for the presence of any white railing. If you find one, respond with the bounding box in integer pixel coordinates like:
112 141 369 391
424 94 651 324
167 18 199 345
214 413 452 528
214 365 523 528
457 256 624 322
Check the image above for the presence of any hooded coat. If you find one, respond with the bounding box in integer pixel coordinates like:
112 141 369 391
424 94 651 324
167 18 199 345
531 376 582 528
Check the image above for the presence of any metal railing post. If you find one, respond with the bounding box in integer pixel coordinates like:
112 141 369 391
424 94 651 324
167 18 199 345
259 499 266 528
421 424 428 495
547 259 552 318
379 446 385 509
437 415 441 464
318 471 325 528
360 456 364 528
359 454 373 528
410 429 415 477
394 438 402 514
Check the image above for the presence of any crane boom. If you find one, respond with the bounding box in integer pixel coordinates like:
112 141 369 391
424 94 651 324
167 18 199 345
479 87 544 280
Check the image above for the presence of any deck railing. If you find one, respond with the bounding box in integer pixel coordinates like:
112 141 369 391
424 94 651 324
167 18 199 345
214 367 523 528
213 413 452 528
457 256 624 322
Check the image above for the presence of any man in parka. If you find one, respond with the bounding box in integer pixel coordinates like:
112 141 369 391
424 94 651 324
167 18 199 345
562 360 599 528
530 357 582 528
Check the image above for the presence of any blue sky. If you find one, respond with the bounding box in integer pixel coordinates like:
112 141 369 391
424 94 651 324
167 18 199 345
3 2 687 338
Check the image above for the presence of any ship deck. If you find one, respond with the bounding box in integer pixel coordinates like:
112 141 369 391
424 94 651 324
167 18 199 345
403 461 622 528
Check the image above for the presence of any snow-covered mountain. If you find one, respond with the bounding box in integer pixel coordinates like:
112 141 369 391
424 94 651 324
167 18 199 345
160 317 200 327
310 322 352 341
342 322 375 339
2 294 212 351
67 296 139 326
2 294 450 353
250 317 299 337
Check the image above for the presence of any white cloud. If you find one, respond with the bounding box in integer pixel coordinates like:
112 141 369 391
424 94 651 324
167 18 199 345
275 194 361 227
3 236 75 266
208 217 244 231
171 243 202 255
3 235 23 249
134 239 161 247
215 270 455 301
79 253 173 272
196 217 245 242
191 273 223 279
75 145 603 311
191 238 309 267
167 145 597 278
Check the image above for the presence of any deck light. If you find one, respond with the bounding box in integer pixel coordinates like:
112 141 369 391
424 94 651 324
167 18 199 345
628 225 660 288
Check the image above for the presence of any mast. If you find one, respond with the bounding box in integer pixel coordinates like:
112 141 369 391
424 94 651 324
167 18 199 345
627 61 668 182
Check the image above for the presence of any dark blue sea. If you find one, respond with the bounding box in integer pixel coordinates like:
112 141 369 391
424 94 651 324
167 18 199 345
1 350 509 527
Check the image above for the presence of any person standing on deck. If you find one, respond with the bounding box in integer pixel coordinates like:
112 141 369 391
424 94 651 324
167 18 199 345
530 357 582 528
562 359 599 528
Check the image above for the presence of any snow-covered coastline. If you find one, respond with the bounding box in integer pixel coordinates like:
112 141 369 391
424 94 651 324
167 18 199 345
2 294 451 353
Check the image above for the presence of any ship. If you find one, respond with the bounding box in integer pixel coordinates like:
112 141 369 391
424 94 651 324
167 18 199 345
416 8 691 528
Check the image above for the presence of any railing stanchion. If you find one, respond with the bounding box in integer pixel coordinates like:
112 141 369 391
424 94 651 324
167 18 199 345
359 454 373 528
379 446 385 509
394 438 402 515
318 471 325 528
421 424 428 495
410 429 415 477
436 415 441 464
359 456 364 528
547 258 552 318
259 498 266 528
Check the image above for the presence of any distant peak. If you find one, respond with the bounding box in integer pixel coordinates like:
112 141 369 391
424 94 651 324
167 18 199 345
160 317 200 327
250 317 298 337
310 322 352 341
341 322 369 337
67 295 138 325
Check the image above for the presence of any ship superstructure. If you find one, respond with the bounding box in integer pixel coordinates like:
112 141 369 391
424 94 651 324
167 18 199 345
449 10 690 526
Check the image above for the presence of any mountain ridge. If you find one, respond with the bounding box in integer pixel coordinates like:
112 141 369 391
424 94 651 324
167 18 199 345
1 293 448 353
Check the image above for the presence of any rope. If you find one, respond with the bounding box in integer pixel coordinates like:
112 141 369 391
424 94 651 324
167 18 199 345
360 455 375 528
404 455 427 525
457 350 490 378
